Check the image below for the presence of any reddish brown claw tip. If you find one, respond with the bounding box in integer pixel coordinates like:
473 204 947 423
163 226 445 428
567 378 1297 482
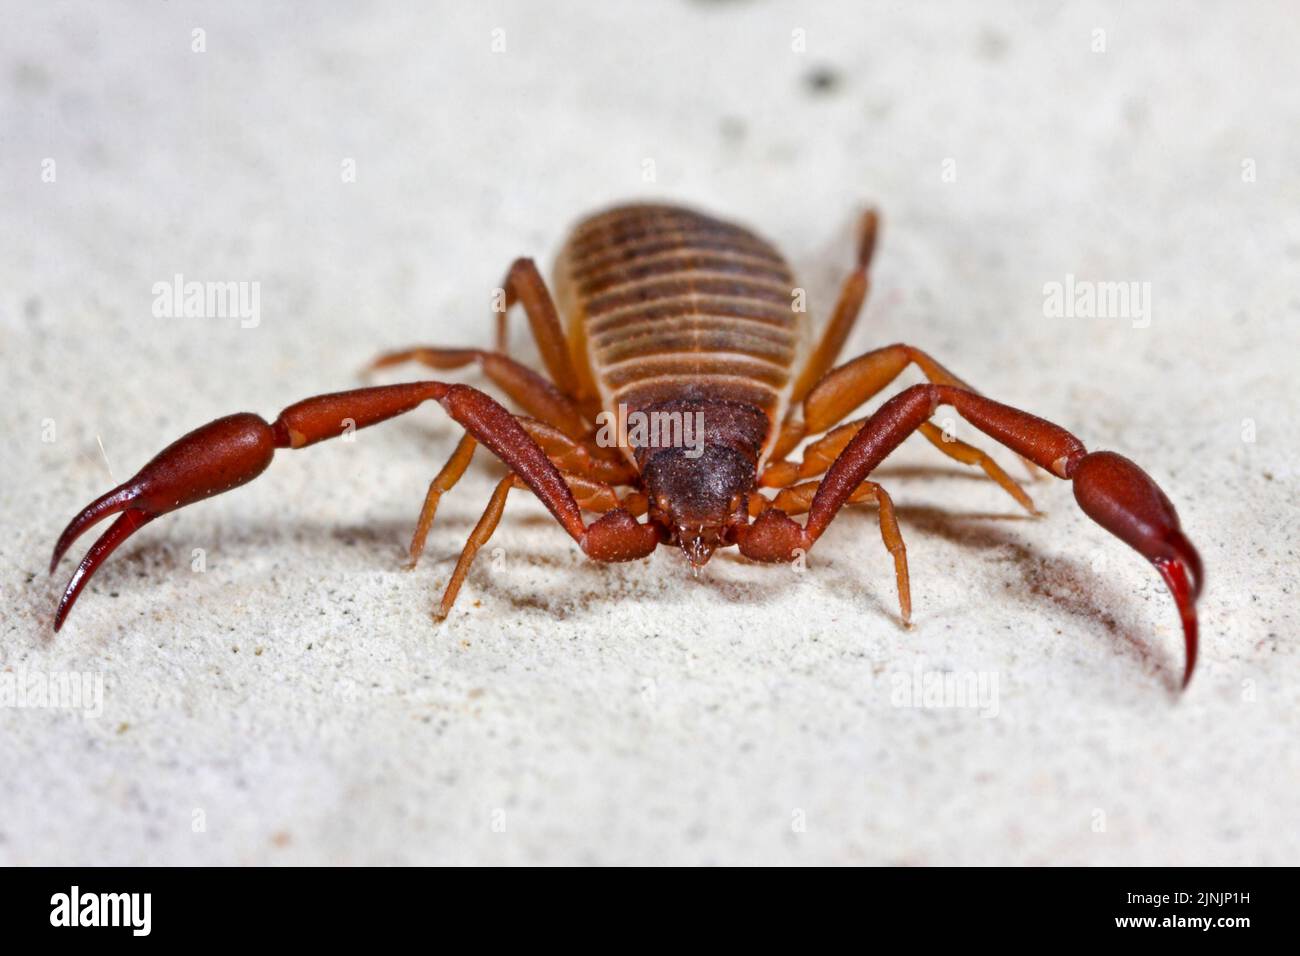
53 510 156 631
1154 555 1199 689
49 486 134 574
1167 529 1204 600
1070 451 1203 690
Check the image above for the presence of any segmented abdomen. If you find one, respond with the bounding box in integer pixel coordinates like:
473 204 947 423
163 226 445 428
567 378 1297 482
554 204 802 447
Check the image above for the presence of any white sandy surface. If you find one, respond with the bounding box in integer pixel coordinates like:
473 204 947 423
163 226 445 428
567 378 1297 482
1 1 1297 865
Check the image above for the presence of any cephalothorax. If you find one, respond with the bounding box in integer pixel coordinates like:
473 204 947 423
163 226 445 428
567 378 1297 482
50 204 1203 685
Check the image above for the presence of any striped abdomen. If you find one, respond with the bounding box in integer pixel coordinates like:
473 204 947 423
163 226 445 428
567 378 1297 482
554 204 803 465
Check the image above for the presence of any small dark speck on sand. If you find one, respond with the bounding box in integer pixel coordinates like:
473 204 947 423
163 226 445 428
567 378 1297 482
804 66 841 95
977 28 1009 61
719 116 747 142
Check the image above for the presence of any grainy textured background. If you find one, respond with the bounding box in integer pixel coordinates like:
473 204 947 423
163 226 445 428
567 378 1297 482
1 1 1296 865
